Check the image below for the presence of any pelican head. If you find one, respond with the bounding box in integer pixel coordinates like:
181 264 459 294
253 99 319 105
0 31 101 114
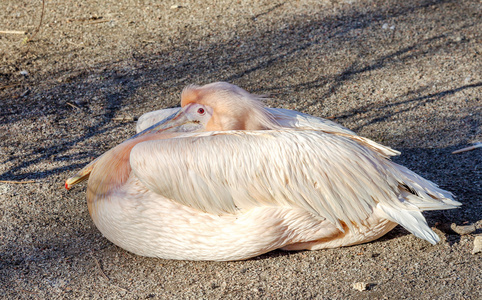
173 82 279 131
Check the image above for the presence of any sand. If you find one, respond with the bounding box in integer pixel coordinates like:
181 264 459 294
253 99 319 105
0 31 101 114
1 0 481 298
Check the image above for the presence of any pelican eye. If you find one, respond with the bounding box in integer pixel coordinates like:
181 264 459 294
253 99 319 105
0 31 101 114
197 108 205 115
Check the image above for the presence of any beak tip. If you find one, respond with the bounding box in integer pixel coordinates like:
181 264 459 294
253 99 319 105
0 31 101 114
65 181 71 190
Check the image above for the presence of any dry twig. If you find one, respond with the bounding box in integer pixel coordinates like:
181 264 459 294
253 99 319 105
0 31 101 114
26 0 46 43
19 289 37 295
66 102 81 110
91 254 130 292
113 116 134 122
0 180 36 184
86 20 110 25
0 30 26 35
91 254 110 281
452 142 482 154
0 83 21 90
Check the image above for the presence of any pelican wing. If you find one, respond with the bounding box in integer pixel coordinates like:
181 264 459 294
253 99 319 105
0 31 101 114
266 108 400 158
130 130 457 231
266 107 355 135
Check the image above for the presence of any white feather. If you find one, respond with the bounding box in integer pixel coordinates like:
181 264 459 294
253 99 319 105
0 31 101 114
377 203 440 244
130 130 460 237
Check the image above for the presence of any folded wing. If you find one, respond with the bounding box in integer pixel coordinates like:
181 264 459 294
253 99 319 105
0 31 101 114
130 130 459 234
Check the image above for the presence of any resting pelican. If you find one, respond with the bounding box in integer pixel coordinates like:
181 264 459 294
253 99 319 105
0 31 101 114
66 82 460 261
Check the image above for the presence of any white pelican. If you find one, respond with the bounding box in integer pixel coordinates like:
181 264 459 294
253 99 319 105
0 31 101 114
66 82 461 261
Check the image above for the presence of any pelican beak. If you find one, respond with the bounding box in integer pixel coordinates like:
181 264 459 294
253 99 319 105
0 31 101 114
130 108 202 138
65 109 201 190
65 158 98 190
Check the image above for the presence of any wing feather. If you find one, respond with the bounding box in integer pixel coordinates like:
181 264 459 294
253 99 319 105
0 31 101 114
129 130 457 231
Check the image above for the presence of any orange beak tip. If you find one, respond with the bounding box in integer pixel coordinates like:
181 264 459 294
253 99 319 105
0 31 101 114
65 181 71 190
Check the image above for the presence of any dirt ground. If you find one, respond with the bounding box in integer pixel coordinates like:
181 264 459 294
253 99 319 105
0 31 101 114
1 0 481 298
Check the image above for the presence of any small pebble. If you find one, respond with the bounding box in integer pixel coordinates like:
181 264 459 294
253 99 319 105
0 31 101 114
382 23 395 30
472 236 482 255
74 99 87 107
451 223 476 235
353 282 367 291
20 70 29 76
170 5 182 9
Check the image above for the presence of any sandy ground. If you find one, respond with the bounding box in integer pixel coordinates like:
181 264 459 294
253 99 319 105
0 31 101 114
1 0 481 298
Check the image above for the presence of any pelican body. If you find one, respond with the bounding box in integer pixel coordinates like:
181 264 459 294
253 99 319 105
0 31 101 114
66 82 460 261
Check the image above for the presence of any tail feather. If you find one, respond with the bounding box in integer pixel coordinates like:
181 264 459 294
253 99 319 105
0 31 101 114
376 163 461 245
400 191 461 211
391 163 462 210
377 204 440 244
